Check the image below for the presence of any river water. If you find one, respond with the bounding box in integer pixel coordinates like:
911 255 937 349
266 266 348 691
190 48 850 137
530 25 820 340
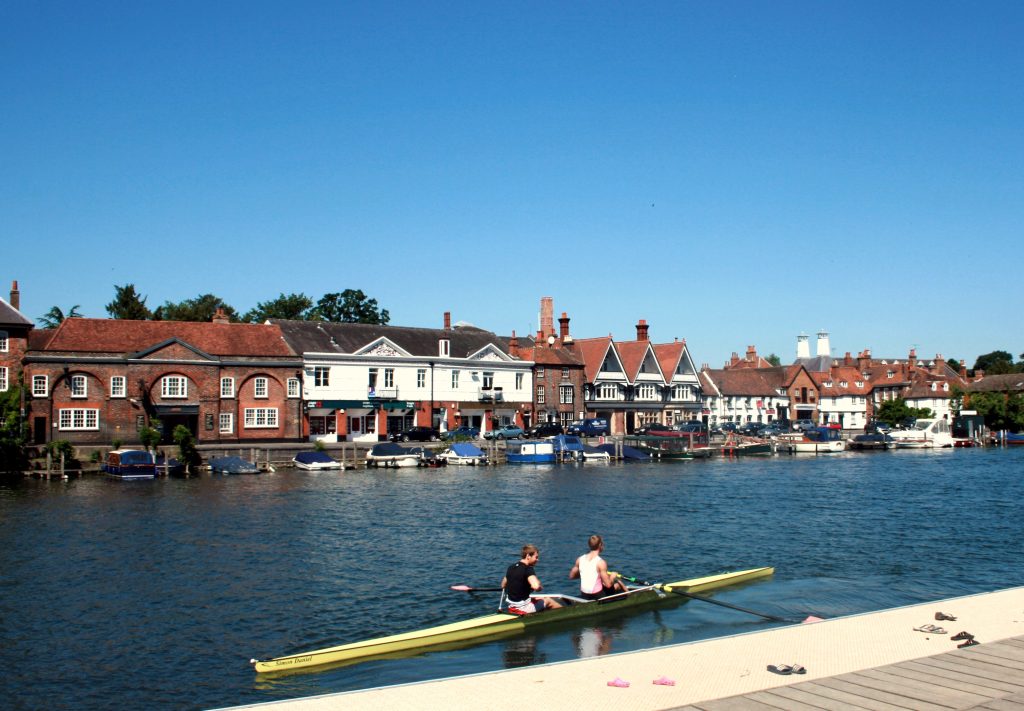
2 447 1022 710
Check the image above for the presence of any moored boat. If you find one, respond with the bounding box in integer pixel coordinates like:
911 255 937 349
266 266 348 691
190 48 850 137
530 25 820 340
293 451 344 471
437 442 488 465
208 456 261 474
1005 432 1024 446
505 439 556 463
847 433 893 451
581 444 611 461
623 435 713 459
552 434 586 461
595 443 650 460
717 440 773 456
366 442 421 468
777 427 845 454
103 449 156 479
888 418 954 448
251 566 774 674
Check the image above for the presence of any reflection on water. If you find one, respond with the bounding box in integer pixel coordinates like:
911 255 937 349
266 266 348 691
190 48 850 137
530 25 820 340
2 447 1023 710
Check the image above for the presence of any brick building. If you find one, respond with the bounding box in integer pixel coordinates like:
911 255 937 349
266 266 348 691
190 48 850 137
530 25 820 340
21 314 303 446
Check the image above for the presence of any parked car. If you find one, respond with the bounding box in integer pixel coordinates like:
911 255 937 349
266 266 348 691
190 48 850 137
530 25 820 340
714 422 738 435
865 420 892 434
566 418 610 437
526 422 564 438
758 423 785 438
483 424 525 440
441 425 480 441
673 421 707 434
792 419 816 432
390 426 440 442
737 421 764 437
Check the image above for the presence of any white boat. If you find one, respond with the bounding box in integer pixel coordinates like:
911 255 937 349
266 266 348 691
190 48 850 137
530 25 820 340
889 419 954 448
582 444 611 461
365 443 421 468
777 427 845 453
293 451 345 471
438 443 488 466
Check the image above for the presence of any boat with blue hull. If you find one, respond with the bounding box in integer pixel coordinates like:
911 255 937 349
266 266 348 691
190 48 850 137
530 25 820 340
505 439 556 463
104 450 157 479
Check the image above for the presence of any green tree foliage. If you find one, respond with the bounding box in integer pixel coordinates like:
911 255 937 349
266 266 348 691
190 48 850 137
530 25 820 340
972 350 1019 375
0 384 27 473
946 358 961 373
153 294 238 322
875 398 933 427
968 391 1024 431
242 293 314 323
172 425 201 470
106 284 152 320
37 305 83 328
312 290 390 324
765 353 782 366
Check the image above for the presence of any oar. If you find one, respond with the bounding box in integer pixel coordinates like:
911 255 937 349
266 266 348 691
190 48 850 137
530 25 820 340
450 584 504 593
618 574 792 623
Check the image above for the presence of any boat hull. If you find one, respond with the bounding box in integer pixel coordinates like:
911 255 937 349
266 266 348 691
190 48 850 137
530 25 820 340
253 566 773 674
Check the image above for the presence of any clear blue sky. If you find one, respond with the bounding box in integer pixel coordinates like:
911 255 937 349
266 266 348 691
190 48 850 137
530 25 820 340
3 2 1021 368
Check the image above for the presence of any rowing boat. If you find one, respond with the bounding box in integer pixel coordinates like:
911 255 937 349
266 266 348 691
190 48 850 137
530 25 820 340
251 566 773 674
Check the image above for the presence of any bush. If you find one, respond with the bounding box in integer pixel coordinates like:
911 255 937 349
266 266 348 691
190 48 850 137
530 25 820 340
172 425 201 469
138 426 161 450
44 440 76 463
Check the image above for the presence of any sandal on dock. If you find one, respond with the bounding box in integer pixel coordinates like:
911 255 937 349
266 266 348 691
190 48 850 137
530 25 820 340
914 624 947 634
935 611 957 621
767 664 793 675
951 631 974 641
958 638 980 648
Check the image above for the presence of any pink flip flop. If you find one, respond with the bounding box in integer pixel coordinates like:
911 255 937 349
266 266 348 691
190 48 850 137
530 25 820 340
653 675 676 686
607 677 630 688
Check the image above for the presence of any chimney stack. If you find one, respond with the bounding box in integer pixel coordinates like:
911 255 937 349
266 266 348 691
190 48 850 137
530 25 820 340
212 307 230 324
558 312 570 340
933 353 945 375
636 319 649 342
797 334 810 359
509 330 519 356
746 345 757 362
908 348 917 368
816 330 830 357
540 297 554 338
844 351 852 366
443 311 451 330
9 280 19 310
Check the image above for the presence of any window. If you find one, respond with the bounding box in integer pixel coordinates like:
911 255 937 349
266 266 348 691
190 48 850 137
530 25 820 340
515 373 524 389
219 413 233 434
32 375 48 397
287 378 300 398
482 371 494 389
417 369 426 388
451 370 459 388
0 330 7 352
439 339 450 356
70 375 87 398
536 386 545 404
221 377 235 398
855 381 864 388
561 368 569 380
58 408 99 430
559 385 574 404
840 380 848 388
244 408 278 428
636 384 658 400
110 376 126 398
537 369 544 379
314 366 329 387
254 377 268 398
383 368 394 388
161 376 187 399
672 385 692 400
0 367 6 392
597 383 618 400
887 371 895 379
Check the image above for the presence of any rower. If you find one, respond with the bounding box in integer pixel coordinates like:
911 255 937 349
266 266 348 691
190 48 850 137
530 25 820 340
568 534 628 600
501 544 563 613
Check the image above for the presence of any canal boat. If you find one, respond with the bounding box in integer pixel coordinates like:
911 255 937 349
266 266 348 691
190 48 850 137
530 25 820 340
505 439 556 463
292 451 344 471
251 566 774 674
365 442 421 468
208 456 261 474
776 427 845 453
103 449 157 479
437 442 488 465
623 435 714 460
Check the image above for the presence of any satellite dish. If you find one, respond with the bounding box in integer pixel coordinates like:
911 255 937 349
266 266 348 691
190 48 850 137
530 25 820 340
547 335 556 345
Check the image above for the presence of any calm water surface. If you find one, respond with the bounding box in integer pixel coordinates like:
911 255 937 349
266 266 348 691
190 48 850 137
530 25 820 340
2 447 1023 709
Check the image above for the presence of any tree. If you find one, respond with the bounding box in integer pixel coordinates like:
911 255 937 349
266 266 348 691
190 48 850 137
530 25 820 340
765 353 782 366
242 293 314 323
973 350 1017 375
311 290 390 324
947 358 961 374
106 284 152 320
37 305 82 328
153 294 238 322
0 383 27 473
875 398 933 427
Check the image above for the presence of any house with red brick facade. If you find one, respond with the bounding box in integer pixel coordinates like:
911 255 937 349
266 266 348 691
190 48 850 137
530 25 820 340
21 315 303 446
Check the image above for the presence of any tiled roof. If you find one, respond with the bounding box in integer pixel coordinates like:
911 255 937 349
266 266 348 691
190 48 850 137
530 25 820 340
616 341 652 381
698 370 721 396
575 337 614 382
966 373 1024 393
653 342 685 379
0 297 32 328
524 344 585 366
811 366 870 396
39 318 296 357
274 320 518 360
703 367 788 396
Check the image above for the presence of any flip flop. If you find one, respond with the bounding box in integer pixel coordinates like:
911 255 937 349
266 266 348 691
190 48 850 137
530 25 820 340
767 664 793 675
652 675 676 686
935 611 957 621
958 638 980 648
914 624 947 633
789 664 806 674
951 631 974 641
607 677 630 688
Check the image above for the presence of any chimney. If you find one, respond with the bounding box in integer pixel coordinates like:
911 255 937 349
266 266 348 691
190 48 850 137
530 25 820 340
844 351 852 367
212 307 230 324
9 280 19 310
816 330 830 357
729 352 740 367
636 319 649 342
908 348 917 368
960 364 967 378
540 297 554 338
443 311 451 330
858 348 871 371
746 345 757 363
558 312 570 340
509 330 519 356
933 353 945 375
797 334 810 359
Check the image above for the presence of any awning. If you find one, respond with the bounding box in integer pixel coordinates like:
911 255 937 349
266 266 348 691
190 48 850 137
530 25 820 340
307 400 415 411
153 404 199 416
307 408 335 416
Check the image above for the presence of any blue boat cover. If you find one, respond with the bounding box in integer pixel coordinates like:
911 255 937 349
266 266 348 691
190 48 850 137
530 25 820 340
119 450 155 465
552 435 584 453
596 443 650 460
451 443 484 457
369 442 409 457
294 451 337 465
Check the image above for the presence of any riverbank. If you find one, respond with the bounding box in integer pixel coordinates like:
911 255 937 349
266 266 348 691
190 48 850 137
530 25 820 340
221 585 1024 710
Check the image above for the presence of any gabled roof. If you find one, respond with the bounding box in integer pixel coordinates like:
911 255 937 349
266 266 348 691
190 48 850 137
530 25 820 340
37 318 296 357
575 336 615 382
0 297 33 328
274 320 519 361
702 367 788 396
653 341 686 379
617 340 659 382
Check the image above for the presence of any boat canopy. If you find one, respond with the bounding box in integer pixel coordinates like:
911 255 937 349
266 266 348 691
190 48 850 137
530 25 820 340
369 442 409 457
451 443 484 457
552 435 584 453
805 427 843 442
116 450 155 465
294 451 337 465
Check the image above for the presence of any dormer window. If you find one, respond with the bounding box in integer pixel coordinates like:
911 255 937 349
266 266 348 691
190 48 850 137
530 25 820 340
855 381 864 388
840 381 848 388
943 383 949 392
823 380 833 388
439 339 450 357
887 371 895 379
931 382 937 391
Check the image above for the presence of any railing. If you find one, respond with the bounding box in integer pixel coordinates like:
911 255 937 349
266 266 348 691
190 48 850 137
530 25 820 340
479 387 504 402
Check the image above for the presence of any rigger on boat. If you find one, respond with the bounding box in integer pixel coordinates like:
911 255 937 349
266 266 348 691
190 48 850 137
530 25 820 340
251 566 774 674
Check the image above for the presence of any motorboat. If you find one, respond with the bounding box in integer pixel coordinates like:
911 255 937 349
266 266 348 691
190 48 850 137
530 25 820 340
438 443 488 466
776 427 845 453
365 443 421 468
293 451 344 471
505 440 556 464
847 433 893 451
208 456 261 474
888 419 954 448
103 450 156 479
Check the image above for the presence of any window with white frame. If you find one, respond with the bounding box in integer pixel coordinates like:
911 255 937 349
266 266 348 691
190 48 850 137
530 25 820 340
515 372 523 389
0 330 7 352
314 366 329 387
161 375 187 398
110 376 126 398
840 380 848 388
244 408 278 428
482 371 494 389
672 385 692 400
439 339 450 356
254 377 268 398
70 374 87 398
417 369 426 388
287 378 300 398
221 377 234 398
0 366 6 392
559 385 574 404
561 368 569 380
32 375 48 397
536 386 545 404
383 368 394 388
451 370 459 388
59 408 99 430
635 384 658 400
219 412 233 433
597 383 618 400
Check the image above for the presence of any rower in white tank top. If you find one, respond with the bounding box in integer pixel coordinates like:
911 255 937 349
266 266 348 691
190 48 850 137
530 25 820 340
569 534 628 601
